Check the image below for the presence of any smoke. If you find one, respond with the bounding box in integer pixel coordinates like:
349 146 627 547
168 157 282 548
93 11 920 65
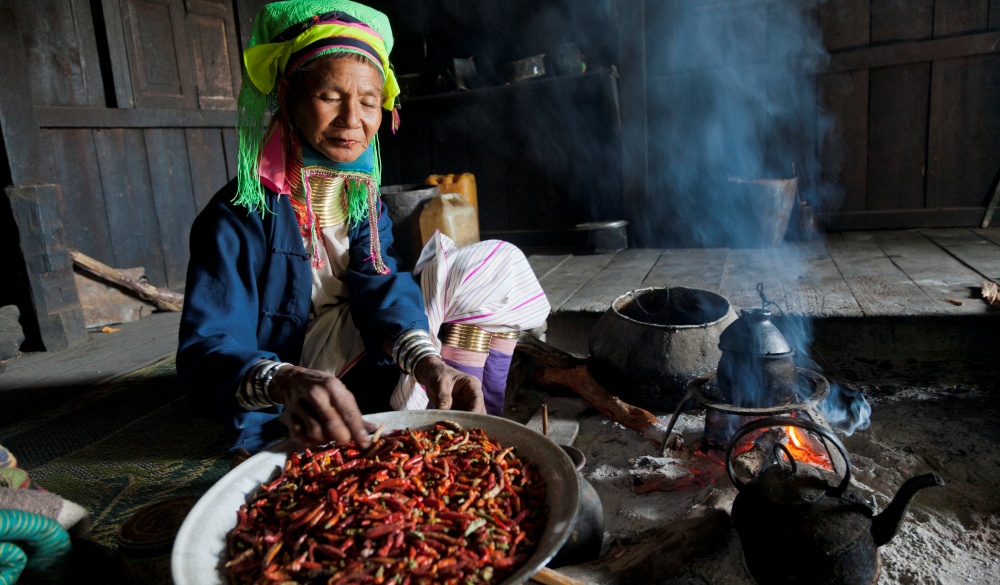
639 0 836 247
781 315 872 437
637 2 870 436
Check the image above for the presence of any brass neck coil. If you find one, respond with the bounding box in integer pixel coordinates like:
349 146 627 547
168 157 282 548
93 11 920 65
291 170 348 226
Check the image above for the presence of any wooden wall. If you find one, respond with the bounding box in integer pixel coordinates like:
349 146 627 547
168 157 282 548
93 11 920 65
621 0 1000 246
8 0 242 291
818 0 1000 230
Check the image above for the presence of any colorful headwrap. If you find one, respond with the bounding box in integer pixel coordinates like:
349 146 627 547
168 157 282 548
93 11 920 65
234 0 401 219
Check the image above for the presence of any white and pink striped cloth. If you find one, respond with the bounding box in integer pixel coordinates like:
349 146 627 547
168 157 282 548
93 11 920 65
389 232 550 409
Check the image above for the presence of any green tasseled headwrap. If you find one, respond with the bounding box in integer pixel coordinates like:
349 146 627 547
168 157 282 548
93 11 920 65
235 0 399 217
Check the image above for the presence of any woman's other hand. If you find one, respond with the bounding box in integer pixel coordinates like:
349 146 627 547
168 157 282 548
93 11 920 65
268 365 376 448
413 356 486 413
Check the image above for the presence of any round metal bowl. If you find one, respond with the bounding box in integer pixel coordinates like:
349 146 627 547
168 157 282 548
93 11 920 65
171 411 581 585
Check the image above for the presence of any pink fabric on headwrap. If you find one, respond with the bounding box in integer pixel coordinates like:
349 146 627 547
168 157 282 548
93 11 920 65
258 118 291 196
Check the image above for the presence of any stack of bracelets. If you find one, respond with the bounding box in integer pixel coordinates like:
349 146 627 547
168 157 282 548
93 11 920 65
235 329 438 412
391 329 440 376
236 360 289 410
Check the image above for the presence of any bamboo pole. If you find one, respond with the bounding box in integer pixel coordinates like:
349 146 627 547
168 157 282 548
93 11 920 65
68 249 183 312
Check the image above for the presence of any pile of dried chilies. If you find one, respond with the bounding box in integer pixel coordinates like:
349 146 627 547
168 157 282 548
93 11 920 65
226 421 548 584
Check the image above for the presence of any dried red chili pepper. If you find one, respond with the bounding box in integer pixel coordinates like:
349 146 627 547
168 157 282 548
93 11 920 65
225 421 548 585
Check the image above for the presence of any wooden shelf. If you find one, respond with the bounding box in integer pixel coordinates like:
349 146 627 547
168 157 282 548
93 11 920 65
400 69 617 105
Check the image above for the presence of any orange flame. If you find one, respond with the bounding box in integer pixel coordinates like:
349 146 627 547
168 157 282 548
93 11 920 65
785 426 832 470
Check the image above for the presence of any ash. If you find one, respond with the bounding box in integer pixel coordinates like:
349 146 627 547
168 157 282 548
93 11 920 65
510 383 1000 584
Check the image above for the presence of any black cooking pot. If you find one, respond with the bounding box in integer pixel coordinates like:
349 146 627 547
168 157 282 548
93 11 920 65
588 287 737 410
575 220 628 254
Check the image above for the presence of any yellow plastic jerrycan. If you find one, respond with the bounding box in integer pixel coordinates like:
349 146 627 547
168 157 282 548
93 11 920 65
426 173 478 216
419 192 480 248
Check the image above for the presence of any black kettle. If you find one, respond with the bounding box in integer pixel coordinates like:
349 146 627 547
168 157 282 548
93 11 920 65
716 308 798 407
725 417 944 585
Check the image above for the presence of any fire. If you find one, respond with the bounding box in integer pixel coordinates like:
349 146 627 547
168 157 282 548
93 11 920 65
785 426 832 470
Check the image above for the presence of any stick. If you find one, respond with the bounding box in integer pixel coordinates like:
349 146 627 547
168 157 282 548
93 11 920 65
530 567 587 585
982 170 1000 228
515 336 667 446
542 404 549 436
69 249 184 312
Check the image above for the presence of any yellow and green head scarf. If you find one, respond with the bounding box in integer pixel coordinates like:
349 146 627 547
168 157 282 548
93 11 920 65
235 0 401 215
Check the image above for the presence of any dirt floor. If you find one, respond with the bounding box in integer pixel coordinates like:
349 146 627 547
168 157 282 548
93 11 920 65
510 360 1000 585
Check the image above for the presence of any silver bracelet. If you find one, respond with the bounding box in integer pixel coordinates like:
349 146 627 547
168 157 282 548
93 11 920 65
405 345 438 375
392 329 426 366
392 329 439 375
237 360 289 410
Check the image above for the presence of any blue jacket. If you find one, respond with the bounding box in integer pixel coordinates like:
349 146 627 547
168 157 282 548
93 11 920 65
177 179 428 451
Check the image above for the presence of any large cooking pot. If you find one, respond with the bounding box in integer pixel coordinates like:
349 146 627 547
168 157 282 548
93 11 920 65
588 287 737 411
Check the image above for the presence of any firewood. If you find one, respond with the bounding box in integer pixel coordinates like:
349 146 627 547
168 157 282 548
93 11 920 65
982 281 1000 306
68 249 184 312
515 337 668 446
535 365 667 446
529 567 587 585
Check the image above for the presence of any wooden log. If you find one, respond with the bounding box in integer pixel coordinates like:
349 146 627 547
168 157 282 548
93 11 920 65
535 365 666 446
73 268 156 327
516 335 667 446
529 567 587 585
68 249 183 312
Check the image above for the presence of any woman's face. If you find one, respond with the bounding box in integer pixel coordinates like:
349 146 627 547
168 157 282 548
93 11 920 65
281 57 384 163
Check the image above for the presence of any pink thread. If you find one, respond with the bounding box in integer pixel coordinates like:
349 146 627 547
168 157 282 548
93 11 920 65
510 292 546 311
461 242 504 284
448 313 495 323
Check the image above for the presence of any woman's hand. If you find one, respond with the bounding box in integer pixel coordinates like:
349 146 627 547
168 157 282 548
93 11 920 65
413 356 486 413
268 365 376 448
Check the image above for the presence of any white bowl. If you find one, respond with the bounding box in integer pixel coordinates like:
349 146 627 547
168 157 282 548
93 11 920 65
171 411 581 585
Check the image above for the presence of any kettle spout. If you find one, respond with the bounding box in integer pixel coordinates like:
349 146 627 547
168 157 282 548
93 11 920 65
871 473 944 546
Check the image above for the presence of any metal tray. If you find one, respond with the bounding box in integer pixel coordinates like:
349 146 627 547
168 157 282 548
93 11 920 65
171 410 580 585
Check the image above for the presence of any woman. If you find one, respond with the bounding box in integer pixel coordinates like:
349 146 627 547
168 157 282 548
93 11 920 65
178 0 549 453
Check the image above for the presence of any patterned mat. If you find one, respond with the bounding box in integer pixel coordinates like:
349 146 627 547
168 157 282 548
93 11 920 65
3 357 234 551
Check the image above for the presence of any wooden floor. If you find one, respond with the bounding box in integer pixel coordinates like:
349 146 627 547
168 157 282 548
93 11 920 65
531 228 1000 357
1 227 997 392
0 311 180 392
531 228 1000 319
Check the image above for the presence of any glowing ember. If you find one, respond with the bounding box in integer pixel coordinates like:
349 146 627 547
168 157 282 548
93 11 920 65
785 426 832 470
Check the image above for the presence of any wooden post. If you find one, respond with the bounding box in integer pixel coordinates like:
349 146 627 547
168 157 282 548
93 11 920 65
981 173 1000 228
6 185 88 350
0 3 87 350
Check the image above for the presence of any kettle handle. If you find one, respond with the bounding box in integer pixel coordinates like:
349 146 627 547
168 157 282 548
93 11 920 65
725 416 852 498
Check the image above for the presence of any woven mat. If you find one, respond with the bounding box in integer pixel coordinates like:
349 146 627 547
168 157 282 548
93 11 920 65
3 357 234 550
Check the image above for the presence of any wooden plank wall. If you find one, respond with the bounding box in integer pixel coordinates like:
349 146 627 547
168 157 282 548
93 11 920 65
639 0 1000 245
819 0 1000 230
12 0 243 291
